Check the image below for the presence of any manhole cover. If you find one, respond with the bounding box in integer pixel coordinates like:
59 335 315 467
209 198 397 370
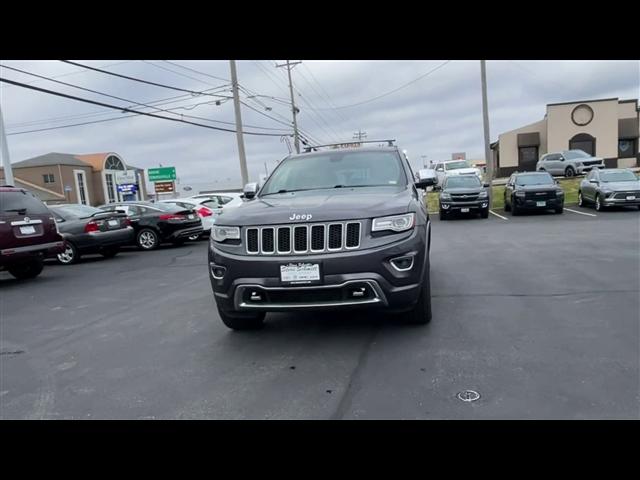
457 390 480 402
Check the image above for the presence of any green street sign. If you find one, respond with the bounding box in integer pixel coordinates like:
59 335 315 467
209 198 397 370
148 167 176 182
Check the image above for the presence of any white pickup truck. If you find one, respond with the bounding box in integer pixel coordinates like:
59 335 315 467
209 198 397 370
432 160 483 190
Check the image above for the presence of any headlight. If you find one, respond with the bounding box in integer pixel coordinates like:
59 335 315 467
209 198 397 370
440 193 451 200
478 191 488 198
515 191 525 197
212 225 240 242
372 213 415 233
556 190 564 197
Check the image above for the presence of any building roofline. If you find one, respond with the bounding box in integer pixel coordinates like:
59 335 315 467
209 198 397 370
546 97 620 107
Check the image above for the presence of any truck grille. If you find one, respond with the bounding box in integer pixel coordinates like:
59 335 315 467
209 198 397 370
612 191 639 199
245 222 361 255
450 193 479 202
582 160 603 166
524 190 555 200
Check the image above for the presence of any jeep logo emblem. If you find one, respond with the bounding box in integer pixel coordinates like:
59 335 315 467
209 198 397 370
289 213 313 221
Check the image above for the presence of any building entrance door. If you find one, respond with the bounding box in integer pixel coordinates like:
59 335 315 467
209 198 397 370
518 146 539 171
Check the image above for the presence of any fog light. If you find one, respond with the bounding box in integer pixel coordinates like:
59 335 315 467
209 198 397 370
441 204 450 210
250 291 262 302
210 263 226 279
481 202 488 208
390 255 414 271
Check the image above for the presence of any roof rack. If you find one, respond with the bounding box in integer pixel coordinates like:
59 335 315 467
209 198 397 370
303 139 396 152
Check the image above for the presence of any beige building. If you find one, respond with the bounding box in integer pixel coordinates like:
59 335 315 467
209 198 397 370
491 98 639 177
0 152 147 206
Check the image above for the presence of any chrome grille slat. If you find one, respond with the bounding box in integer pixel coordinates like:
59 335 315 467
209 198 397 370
244 221 362 255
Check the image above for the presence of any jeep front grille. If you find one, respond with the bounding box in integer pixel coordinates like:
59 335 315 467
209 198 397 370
245 222 361 255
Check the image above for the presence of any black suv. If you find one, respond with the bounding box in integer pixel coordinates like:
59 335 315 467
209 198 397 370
208 142 437 330
504 171 564 215
439 175 490 220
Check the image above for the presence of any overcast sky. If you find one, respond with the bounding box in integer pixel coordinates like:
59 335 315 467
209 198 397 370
1 60 638 191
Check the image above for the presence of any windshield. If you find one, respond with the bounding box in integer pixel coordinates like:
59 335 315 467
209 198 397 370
51 204 102 218
260 150 406 195
600 170 638 182
515 174 554 185
564 150 591 159
445 176 482 188
445 160 471 170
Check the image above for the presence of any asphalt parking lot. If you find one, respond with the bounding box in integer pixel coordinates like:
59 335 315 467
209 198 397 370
1 207 638 419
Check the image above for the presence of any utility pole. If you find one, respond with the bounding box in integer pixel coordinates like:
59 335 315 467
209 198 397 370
480 60 493 202
353 129 368 142
0 103 15 186
420 155 428 168
229 60 249 186
276 60 302 153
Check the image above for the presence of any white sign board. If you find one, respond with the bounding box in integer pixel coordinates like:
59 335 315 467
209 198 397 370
115 171 137 185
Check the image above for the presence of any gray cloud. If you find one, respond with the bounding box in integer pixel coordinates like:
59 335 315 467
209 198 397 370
1 59 638 190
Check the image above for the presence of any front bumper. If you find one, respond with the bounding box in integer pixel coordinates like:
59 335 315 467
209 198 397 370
603 195 640 206
439 200 489 211
208 225 428 312
576 165 604 174
514 196 563 209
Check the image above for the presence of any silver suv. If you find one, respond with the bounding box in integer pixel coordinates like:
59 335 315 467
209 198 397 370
536 150 604 177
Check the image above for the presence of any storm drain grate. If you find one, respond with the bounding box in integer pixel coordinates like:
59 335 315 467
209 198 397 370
457 390 480 402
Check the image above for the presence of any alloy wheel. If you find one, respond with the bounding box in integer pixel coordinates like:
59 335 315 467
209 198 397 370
57 245 75 264
139 231 157 249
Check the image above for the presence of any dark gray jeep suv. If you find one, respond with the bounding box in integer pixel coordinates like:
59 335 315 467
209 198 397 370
208 143 437 330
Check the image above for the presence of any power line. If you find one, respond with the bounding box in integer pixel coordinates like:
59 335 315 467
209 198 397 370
141 60 230 89
60 60 229 98
0 77 291 137
162 60 230 83
297 65 353 127
0 60 132 90
318 60 452 109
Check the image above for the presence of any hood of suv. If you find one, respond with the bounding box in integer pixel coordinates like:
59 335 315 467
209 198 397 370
442 187 483 194
215 186 412 225
516 184 559 192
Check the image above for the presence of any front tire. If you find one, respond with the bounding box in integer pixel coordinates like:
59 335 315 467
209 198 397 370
595 194 604 211
504 194 511 211
555 206 564 214
217 306 266 330
565 166 575 177
511 198 520 216
57 242 79 265
137 228 159 250
578 191 585 207
439 209 448 221
8 259 44 279
404 259 432 325
480 208 489 218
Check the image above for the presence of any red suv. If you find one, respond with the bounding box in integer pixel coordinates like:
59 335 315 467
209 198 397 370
0 186 65 279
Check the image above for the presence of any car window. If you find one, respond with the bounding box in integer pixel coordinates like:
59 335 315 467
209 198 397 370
218 196 233 205
564 150 591 160
445 160 470 170
600 170 638 182
261 150 406 195
444 176 482 188
0 190 51 215
435 163 444 171
202 199 220 209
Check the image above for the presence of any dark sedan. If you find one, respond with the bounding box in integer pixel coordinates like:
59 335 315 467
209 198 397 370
504 172 564 215
49 204 134 264
98 201 203 250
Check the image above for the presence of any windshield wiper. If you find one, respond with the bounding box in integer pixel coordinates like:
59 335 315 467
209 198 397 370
332 184 388 189
261 188 321 196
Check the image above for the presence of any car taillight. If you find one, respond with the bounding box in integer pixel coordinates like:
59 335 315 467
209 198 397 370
124 218 131 226
197 207 213 217
159 214 185 221
84 221 99 233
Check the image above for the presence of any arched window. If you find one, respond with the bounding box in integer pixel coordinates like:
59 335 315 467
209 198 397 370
569 133 596 157
105 155 125 170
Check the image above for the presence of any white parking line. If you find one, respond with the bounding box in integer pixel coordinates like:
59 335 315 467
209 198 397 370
489 210 508 220
565 208 597 217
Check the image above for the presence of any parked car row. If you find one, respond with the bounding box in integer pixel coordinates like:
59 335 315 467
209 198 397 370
0 187 248 280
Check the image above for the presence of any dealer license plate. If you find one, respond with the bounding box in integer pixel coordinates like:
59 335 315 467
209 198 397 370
108 220 119 227
280 263 320 283
626 196 636 200
536 201 546 207
461 208 470 213
20 225 36 235
188 214 195 219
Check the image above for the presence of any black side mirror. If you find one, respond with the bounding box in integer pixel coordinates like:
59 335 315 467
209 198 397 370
483 183 490 188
